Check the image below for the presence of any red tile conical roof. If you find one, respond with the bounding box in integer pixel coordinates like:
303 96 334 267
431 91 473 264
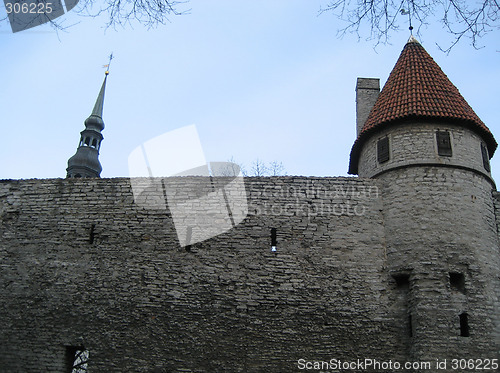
348 37 497 175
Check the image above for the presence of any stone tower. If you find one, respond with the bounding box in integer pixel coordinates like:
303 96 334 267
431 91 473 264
66 71 109 178
350 36 500 361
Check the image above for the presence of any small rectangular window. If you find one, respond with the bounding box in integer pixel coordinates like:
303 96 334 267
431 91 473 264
460 313 470 337
408 313 413 338
88 224 95 244
392 273 410 290
436 130 452 156
481 143 490 172
449 272 465 293
271 228 277 252
377 137 390 163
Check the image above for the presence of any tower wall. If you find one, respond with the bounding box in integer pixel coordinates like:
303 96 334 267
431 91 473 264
378 166 500 362
357 122 493 181
351 38 500 369
354 110 500 363
356 119 500 372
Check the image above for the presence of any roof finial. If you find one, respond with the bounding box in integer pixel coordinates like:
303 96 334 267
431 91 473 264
400 5 413 35
102 52 114 76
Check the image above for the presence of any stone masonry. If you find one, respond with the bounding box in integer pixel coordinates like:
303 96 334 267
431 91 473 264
0 174 499 372
1 37 500 373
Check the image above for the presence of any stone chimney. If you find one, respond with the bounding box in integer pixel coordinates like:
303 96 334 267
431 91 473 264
356 78 380 136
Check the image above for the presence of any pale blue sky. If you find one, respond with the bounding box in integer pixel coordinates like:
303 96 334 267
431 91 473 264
1 1 499 181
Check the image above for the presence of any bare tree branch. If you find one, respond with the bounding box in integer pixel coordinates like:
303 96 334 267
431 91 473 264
2 0 189 32
226 157 287 177
79 0 189 29
320 0 499 51
251 159 268 177
269 161 286 176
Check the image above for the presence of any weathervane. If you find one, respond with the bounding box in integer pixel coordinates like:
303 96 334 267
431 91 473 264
400 7 413 34
103 53 114 75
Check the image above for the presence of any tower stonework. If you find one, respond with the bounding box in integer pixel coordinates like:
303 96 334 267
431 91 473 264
1 39 499 372
350 37 500 363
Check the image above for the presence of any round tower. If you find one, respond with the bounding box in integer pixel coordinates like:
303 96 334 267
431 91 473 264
66 71 109 178
350 37 500 364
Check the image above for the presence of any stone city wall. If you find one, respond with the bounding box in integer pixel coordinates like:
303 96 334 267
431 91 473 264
1 175 499 372
0 177 398 372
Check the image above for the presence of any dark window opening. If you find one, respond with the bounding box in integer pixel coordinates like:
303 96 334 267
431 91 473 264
460 313 470 337
449 272 465 293
65 346 89 373
84 137 90 146
408 313 413 338
436 130 452 156
377 137 390 163
271 228 277 252
91 138 98 148
481 143 490 172
392 273 410 290
89 224 95 244
74 174 82 178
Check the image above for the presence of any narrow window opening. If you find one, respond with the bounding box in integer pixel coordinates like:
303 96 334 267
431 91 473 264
377 137 390 163
84 137 90 146
271 228 277 252
408 313 413 338
481 143 490 172
449 272 465 293
65 346 89 373
436 130 452 156
89 224 95 244
91 138 98 148
392 273 410 290
460 313 470 337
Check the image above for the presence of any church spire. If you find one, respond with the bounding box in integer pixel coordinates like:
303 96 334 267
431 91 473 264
66 71 109 178
89 73 107 126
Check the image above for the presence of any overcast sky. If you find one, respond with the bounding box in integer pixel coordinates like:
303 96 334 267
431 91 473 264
1 0 499 182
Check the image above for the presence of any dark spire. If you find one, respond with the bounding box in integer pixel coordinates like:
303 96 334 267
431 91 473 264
66 71 109 178
84 73 107 132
